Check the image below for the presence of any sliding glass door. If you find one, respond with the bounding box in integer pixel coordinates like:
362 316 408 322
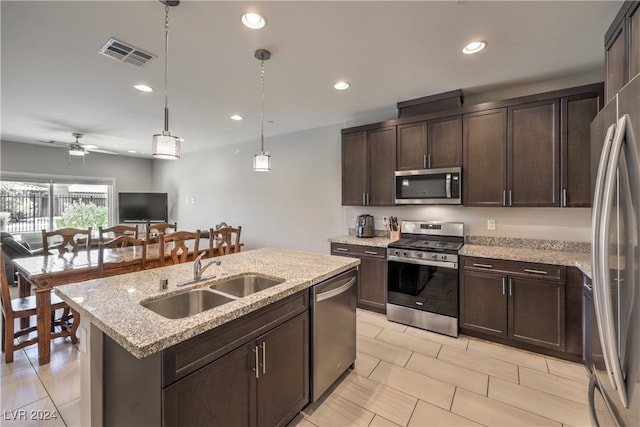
0 174 114 245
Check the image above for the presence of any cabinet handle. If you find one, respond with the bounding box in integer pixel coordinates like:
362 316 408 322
524 268 548 275
362 193 367 205
502 277 506 295
562 188 567 207
423 154 427 169
472 263 493 269
335 247 349 252
502 190 506 207
428 154 432 169
509 190 513 207
364 250 379 255
253 346 259 379
261 342 266 374
509 278 513 296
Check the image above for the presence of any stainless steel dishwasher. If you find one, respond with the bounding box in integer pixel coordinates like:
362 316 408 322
310 267 357 402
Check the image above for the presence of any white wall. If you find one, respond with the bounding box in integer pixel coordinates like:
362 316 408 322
153 124 344 254
0 140 154 192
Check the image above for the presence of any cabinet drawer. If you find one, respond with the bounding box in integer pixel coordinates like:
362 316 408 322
462 257 566 281
331 242 386 259
162 290 309 386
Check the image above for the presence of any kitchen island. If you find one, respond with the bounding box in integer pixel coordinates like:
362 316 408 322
55 247 359 427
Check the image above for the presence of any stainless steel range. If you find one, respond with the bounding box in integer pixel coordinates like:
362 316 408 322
387 221 464 337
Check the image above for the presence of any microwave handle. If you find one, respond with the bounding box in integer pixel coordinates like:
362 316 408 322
446 173 451 198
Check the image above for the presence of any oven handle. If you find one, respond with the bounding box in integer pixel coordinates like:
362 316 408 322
388 255 458 269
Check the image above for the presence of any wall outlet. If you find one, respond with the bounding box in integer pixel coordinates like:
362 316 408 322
487 219 496 230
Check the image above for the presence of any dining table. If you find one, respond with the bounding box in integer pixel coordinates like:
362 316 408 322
12 241 201 365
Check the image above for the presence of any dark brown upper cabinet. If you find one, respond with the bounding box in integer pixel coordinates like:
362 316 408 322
508 99 560 207
396 115 462 170
463 108 508 207
342 127 396 206
562 89 602 207
605 1 640 101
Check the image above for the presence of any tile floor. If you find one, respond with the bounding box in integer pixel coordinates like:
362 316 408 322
1 309 591 427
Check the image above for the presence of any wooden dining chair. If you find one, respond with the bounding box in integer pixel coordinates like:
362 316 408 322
212 226 242 256
0 247 78 363
42 228 92 255
146 222 177 243
98 225 138 243
159 230 200 265
98 235 147 277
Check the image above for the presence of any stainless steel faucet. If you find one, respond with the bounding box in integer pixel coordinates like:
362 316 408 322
193 251 221 280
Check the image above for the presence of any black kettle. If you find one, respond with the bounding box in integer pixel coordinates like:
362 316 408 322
355 214 375 238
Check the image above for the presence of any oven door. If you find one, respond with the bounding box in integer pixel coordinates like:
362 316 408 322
387 259 458 318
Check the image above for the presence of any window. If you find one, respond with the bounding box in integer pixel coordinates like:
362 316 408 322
0 174 115 240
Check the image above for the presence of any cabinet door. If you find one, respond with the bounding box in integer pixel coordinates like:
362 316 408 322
358 257 387 313
508 99 560 207
463 109 507 206
508 276 566 351
342 131 368 205
428 115 462 168
163 343 253 427
256 312 309 427
630 2 640 80
459 269 507 337
368 127 397 206
562 92 600 207
397 122 427 170
605 19 627 101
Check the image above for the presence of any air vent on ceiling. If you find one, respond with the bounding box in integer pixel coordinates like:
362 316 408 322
98 38 155 67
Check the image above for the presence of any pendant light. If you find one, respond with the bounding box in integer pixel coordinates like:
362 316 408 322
152 0 181 160
253 49 271 171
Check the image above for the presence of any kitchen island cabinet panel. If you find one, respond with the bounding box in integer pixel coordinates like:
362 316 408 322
463 108 507 207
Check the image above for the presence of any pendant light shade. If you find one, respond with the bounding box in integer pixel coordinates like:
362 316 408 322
253 49 271 171
153 0 181 160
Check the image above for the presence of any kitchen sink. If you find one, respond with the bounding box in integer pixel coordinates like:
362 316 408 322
209 274 285 297
142 289 235 319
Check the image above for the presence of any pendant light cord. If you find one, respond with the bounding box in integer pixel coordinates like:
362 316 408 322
164 4 170 133
260 60 265 154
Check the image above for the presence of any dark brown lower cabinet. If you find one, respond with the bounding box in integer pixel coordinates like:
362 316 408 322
103 291 309 427
460 257 567 354
330 243 386 313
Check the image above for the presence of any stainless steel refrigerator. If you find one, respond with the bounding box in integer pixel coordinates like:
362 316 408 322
590 72 640 426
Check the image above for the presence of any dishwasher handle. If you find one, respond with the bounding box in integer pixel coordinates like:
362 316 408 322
315 277 357 302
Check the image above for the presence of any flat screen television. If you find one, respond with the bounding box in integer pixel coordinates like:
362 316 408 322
118 192 168 223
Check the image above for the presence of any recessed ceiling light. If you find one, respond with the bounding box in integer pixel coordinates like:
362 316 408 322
133 84 153 92
230 114 243 121
334 81 351 90
128 150 137 153
462 40 487 54
242 12 266 29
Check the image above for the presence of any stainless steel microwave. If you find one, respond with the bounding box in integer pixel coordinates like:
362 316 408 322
395 167 462 205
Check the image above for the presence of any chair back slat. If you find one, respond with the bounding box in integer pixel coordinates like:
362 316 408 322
160 230 200 265
212 226 242 256
42 228 92 255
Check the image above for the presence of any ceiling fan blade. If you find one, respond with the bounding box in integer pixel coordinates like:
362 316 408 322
35 139 68 147
86 147 118 155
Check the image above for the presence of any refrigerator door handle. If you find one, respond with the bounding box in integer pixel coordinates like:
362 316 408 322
597 114 629 408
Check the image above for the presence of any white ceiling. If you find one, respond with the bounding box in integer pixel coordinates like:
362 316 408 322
1 1 622 159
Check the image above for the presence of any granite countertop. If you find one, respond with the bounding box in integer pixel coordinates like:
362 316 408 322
460 236 592 278
55 247 359 359
327 234 392 248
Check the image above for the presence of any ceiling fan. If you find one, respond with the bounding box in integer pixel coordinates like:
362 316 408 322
36 133 118 157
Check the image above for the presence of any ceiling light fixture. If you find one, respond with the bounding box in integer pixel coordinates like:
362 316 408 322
134 83 153 92
253 48 271 172
242 12 266 29
462 40 487 54
152 0 181 160
334 81 351 90
230 114 243 121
